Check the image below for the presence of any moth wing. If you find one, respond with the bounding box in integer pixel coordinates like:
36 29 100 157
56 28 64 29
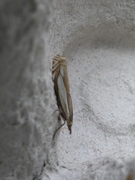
57 74 69 117
67 93 73 120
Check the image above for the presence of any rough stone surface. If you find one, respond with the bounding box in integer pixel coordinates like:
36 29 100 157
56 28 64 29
1 0 135 180
0 1 58 180
47 0 135 179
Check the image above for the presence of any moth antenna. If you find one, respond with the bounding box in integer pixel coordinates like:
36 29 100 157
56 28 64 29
52 121 66 140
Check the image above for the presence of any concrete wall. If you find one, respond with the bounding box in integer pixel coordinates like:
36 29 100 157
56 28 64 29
47 0 135 179
0 1 58 180
0 0 135 180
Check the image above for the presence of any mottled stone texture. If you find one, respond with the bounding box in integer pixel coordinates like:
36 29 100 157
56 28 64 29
47 0 135 179
1 0 135 180
0 1 57 180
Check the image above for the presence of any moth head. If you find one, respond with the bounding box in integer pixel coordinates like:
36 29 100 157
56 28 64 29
54 54 60 60
61 56 66 60
67 122 72 134
53 55 67 69
52 54 59 65
60 56 67 67
53 54 66 64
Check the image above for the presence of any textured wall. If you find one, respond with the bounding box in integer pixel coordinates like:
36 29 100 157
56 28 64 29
0 1 59 180
1 0 135 180
47 0 135 179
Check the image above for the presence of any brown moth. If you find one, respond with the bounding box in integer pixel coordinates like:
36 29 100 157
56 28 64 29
52 54 73 138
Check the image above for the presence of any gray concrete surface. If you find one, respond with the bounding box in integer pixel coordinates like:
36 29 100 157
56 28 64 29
0 1 58 180
0 0 135 180
47 0 135 179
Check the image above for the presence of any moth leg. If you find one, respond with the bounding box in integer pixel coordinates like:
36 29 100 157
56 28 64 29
52 120 66 140
52 62 59 72
52 108 63 115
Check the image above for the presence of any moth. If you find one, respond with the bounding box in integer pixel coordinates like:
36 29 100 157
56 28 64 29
52 54 73 138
